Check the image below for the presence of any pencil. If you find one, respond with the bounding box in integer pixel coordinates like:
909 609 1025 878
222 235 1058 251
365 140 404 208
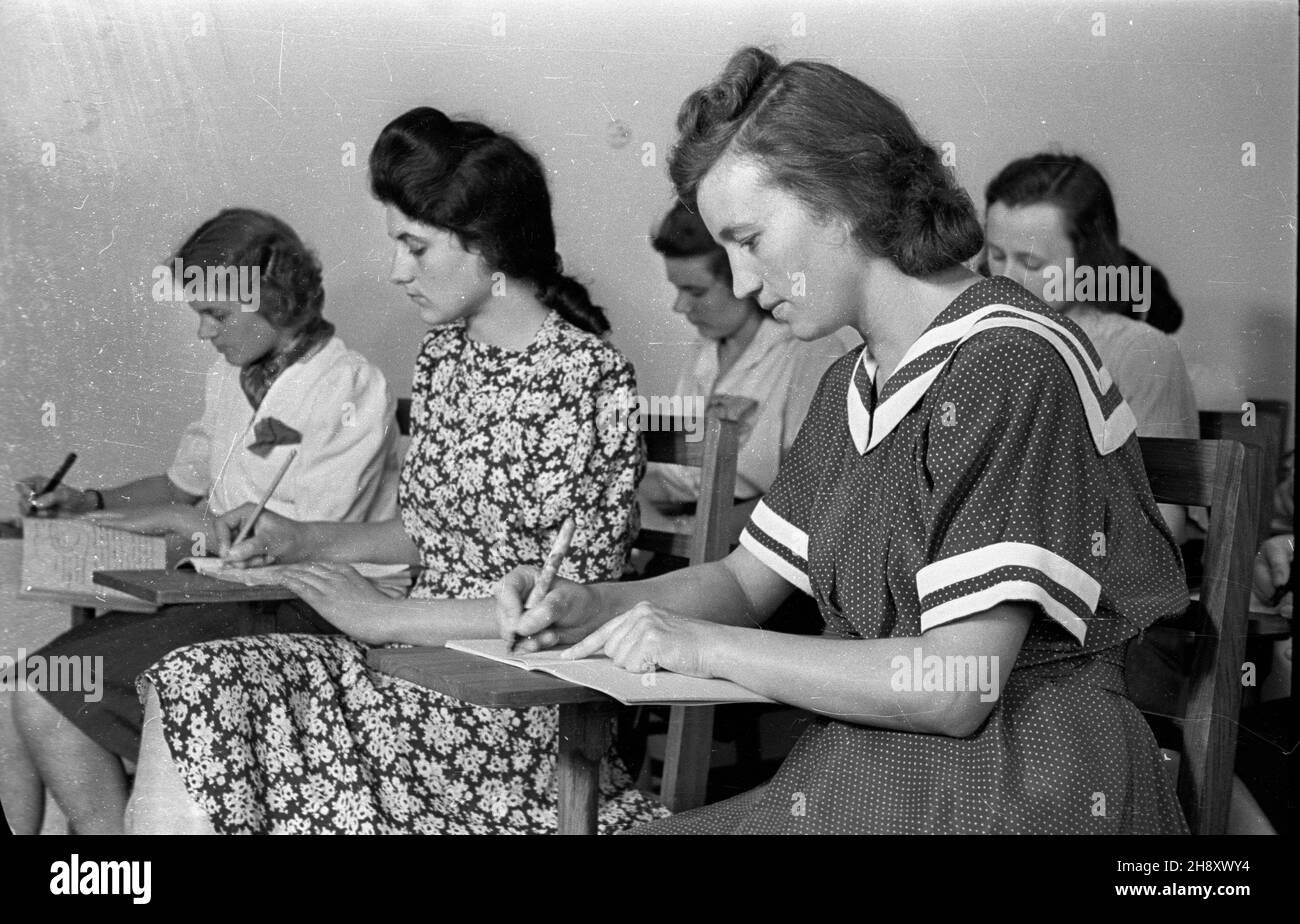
509 517 576 653
32 452 77 499
229 449 297 552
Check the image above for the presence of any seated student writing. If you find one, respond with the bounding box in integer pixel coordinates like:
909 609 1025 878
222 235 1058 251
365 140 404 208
640 199 857 534
498 48 1192 834
124 108 667 834
0 208 399 834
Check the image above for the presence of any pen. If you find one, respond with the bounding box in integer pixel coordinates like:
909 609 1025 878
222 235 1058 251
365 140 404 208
510 517 576 653
31 452 77 501
228 449 297 555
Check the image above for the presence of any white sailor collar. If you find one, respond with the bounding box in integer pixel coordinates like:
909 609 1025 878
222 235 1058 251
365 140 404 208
845 282 1137 456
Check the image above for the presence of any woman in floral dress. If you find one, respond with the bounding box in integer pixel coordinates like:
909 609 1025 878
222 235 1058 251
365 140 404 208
125 107 668 834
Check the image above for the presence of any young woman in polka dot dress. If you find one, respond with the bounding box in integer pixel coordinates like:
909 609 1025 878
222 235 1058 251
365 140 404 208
497 48 1191 834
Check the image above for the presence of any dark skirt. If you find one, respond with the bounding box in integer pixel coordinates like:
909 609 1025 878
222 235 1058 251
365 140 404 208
31 600 332 758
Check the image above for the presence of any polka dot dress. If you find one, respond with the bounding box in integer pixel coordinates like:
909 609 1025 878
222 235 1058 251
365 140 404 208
632 277 1192 835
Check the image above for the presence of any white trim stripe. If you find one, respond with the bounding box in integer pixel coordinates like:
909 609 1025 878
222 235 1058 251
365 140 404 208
850 312 1136 456
846 351 876 454
916 541 1102 610
919 580 1089 645
739 528 813 595
896 303 1112 394
749 499 809 561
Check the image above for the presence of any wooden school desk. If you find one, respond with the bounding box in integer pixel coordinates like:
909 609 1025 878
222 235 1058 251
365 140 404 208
369 645 617 835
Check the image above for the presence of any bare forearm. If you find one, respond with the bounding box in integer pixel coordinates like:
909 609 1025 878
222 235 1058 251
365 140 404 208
591 559 776 630
703 629 971 733
101 475 200 509
700 604 1032 736
299 519 421 565
364 597 498 646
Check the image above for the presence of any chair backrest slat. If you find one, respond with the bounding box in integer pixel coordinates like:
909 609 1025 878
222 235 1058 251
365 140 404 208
1136 436 1262 835
633 404 744 812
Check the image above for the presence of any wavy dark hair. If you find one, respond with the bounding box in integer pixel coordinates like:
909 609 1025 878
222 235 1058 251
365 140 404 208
650 199 733 286
668 47 983 277
983 152 1183 330
173 208 324 330
369 107 609 336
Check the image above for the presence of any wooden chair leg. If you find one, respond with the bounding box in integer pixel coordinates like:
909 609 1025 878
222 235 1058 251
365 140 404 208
661 705 714 812
556 700 616 835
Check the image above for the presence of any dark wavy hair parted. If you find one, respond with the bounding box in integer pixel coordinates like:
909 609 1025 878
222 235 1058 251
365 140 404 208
369 107 608 336
984 153 1126 274
668 47 983 277
173 208 324 330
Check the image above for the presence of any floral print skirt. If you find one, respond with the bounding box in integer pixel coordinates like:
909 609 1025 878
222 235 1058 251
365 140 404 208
139 633 669 834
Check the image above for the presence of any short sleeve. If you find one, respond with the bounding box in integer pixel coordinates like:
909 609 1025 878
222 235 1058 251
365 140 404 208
737 351 857 594
551 349 645 584
914 330 1108 645
166 359 225 497
1112 332 1199 439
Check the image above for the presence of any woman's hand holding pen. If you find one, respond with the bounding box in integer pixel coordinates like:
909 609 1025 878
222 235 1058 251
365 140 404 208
217 504 310 567
13 477 93 516
495 566 601 652
496 567 720 676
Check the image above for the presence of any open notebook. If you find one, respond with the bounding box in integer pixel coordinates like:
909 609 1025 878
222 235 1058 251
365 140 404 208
21 516 167 605
180 558 413 594
446 638 775 706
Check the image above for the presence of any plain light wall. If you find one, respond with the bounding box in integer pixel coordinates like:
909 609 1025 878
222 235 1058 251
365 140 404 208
1 0 1295 509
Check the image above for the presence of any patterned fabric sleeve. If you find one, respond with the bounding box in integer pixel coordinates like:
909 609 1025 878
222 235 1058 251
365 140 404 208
738 350 858 594
551 348 645 585
915 329 1109 645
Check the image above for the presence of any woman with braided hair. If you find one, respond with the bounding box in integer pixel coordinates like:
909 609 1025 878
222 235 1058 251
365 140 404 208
497 48 1191 834
125 108 668 834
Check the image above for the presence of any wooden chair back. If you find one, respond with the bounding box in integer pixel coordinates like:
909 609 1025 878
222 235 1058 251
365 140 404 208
1199 401 1286 544
1137 436 1262 834
632 401 745 812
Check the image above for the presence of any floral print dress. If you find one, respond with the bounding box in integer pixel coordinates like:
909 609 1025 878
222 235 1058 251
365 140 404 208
141 312 670 833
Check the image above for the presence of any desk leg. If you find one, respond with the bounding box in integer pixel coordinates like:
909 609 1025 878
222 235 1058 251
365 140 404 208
556 700 615 835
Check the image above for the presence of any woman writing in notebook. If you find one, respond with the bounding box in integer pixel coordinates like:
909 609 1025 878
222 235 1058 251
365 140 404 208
125 108 667 834
498 48 1192 834
1 209 399 834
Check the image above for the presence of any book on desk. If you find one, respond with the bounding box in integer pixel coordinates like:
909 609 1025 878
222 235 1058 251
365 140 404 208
446 638 775 706
92 559 413 605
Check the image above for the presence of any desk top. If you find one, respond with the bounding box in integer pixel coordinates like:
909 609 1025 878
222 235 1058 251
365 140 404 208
366 646 612 708
93 569 297 606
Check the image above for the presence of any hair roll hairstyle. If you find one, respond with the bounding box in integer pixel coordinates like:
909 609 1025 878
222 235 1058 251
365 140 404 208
173 208 325 330
369 107 609 336
650 199 733 286
668 47 983 277
983 152 1183 328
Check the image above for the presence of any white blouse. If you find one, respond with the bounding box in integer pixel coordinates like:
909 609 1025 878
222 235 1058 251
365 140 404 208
640 319 861 504
168 336 400 523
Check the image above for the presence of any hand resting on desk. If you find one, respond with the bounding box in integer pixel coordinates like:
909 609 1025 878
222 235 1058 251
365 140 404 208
277 562 409 645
